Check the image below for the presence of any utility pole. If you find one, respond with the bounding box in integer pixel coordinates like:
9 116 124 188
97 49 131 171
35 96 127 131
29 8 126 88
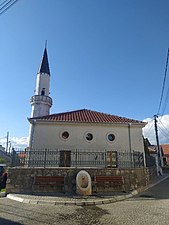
6 131 9 153
154 115 162 175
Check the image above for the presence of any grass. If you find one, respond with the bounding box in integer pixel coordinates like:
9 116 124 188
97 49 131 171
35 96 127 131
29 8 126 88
0 188 6 193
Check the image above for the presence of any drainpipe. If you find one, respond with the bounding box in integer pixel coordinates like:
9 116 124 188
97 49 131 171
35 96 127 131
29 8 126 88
29 119 36 150
128 123 133 168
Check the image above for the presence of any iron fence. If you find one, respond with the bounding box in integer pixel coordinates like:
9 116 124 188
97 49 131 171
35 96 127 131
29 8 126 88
10 149 145 169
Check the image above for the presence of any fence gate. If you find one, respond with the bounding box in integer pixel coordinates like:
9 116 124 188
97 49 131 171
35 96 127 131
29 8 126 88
59 150 71 167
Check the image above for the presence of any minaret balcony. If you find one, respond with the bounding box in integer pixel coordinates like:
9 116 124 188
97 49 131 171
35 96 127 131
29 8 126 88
30 95 52 106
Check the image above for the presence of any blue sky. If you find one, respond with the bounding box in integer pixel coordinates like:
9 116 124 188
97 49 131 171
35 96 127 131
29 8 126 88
0 0 169 147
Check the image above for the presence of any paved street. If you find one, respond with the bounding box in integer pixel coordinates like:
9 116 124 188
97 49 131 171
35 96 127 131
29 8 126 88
1 177 169 225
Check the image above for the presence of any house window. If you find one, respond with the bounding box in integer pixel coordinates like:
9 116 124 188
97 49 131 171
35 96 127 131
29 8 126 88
107 134 115 142
61 131 69 139
85 133 93 141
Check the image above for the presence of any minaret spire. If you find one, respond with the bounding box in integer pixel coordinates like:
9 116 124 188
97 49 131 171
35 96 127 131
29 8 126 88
30 45 52 118
38 44 50 75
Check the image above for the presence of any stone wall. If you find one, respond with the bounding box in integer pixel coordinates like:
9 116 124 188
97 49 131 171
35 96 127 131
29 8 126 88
6 167 156 194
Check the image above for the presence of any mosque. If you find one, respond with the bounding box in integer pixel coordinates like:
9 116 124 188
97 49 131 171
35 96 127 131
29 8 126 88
28 47 146 168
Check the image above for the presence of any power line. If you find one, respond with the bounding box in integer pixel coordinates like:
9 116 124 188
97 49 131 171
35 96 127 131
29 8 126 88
143 119 154 136
158 119 169 136
158 127 169 140
161 86 169 115
159 126 169 138
0 0 19 16
0 0 9 7
157 48 169 115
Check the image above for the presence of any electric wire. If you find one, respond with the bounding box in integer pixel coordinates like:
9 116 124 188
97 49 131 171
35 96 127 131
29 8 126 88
143 119 154 136
0 0 19 16
158 119 169 135
158 126 169 138
0 0 8 7
157 48 169 115
158 127 169 140
161 85 169 115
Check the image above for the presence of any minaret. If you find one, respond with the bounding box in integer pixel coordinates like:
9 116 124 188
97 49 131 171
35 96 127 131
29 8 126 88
30 47 52 118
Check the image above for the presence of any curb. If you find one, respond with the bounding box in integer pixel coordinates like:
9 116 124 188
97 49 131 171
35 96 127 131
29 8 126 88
7 190 137 206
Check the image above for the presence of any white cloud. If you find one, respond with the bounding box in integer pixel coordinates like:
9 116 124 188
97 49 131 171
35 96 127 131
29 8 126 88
0 136 28 150
143 114 169 145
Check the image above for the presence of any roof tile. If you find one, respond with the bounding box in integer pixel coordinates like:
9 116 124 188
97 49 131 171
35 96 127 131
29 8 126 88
31 109 145 125
161 144 169 155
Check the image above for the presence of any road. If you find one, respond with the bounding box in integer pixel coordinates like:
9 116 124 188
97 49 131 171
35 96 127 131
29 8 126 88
1 177 169 225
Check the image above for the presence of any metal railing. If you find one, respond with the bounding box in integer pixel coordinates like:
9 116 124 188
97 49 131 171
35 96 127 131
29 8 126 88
30 95 52 105
10 149 145 169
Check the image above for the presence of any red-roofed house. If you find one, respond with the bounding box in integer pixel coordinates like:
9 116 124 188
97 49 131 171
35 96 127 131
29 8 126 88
28 47 146 168
161 144 169 165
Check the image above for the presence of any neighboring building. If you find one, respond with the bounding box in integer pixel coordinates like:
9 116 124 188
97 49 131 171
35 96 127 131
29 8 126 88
0 145 5 152
161 144 169 166
0 145 11 166
144 139 164 175
28 47 146 168
146 144 158 167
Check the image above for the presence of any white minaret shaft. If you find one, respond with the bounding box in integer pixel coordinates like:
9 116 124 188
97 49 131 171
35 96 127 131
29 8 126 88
30 47 52 118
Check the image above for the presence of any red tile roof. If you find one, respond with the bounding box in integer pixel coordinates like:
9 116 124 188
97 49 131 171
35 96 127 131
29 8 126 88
161 144 169 155
30 109 145 125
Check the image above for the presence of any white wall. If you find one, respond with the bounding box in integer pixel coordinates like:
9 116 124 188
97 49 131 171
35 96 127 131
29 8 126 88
30 122 145 154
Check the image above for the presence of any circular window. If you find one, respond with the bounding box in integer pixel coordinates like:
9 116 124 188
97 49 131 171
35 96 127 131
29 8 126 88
61 131 69 139
85 133 93 141
107 134 115 142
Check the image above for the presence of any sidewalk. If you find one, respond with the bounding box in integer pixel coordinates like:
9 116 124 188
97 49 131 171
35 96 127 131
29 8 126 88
5 173 169 206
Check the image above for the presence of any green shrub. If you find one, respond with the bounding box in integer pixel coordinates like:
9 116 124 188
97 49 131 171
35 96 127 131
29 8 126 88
0 157 6 164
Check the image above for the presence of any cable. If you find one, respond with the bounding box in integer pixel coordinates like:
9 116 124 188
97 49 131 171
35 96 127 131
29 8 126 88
157 48 169 115
0 0 19 16
0 0 8 7
0 0 18 15
161 86 169 115
0 0 15 12
158 120 169 136
143 118 154 136
158 127 169 140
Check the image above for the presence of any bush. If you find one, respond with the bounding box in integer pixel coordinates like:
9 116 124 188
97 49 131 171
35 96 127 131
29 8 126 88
0 157 6 164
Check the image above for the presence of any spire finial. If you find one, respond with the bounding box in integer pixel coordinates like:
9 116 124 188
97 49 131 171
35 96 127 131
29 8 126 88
45 40 47 49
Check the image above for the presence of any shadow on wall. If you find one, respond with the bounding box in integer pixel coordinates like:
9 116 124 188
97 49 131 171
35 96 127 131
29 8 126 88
0 166 7 190
0 218 23 225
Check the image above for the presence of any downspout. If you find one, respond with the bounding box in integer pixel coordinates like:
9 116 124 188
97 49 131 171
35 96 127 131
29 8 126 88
29 119 36 150
128 123 133 168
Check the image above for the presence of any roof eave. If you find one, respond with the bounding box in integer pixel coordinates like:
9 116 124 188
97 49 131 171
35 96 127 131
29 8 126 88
28 119 146 127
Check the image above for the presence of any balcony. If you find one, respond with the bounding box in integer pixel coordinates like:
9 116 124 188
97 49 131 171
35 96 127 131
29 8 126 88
30 95 52 106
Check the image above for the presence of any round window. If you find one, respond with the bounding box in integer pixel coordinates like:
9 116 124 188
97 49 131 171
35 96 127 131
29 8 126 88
107 134 115 142
62 131 69 139
85 133 93 141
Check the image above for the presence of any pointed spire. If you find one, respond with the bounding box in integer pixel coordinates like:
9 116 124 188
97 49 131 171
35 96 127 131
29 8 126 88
38 45 50 75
